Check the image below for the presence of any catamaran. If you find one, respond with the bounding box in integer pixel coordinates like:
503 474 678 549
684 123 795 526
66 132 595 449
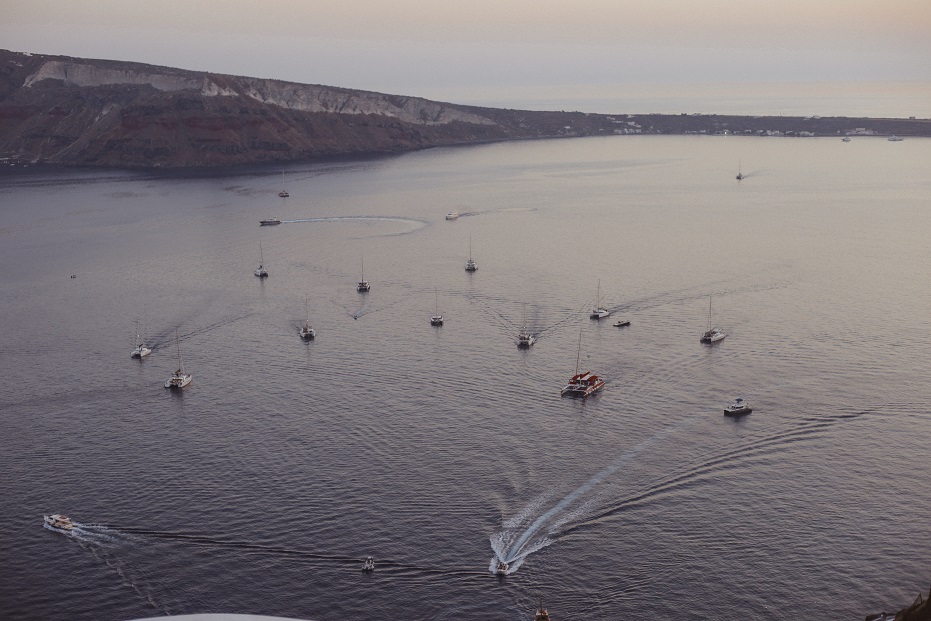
518 304 535 347
165 330 192 388
700 295 726 343
300 295 315 339
465 235 477 272
430 289 443 326
561 329 605 397
357 256 370 292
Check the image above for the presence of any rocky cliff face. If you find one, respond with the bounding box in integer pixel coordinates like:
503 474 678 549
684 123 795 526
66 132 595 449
0 49 615 168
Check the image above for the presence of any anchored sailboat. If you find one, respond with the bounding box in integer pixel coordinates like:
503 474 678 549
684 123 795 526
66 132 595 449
465 235 477 272
357 256 370 292
590 280 610 319
700 295 726 343
254 241 268 278
300 295 315 339
164 330 192 388
430 288 443 326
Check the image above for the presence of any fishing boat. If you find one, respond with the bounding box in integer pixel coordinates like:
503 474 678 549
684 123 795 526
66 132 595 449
445 211 459 220
165 330 192 389
130 330 151 358
299 295 315 339
362 556 375 572
43 514 74 530
724 397 752 416
259 217 282 226
590 280 610 319
254 241 268 278
465 235 477 272
561 330 606 397
700 295 726 343
518 304 535 347
357 257 370 292
430 289 443 326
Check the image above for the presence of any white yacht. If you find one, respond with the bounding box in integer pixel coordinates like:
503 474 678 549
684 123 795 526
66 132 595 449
700 295 726 343
357 257 370 292
724 397 752 416
131 333 151 358
254 241 268 278
165 331 192 389
300 295 315 339
44 514 74 530
590 280 610 319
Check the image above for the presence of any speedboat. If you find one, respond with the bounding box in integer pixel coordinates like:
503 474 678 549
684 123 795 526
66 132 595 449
842 136 851 142
887 135 904 142
724 397 752 416
445 212 459 220
44 514 74 530
278 191 290 198
561 371 606 397
362 556 375 572
518 331 535 347
613 320 630 327
131 334 152 358
495 561 509 575
700 327 726 343
260 217 282 226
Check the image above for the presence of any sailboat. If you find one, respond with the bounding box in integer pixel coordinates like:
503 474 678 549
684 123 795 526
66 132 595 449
278 170 289 197
736 160 744 181
561 329 605 397
590 280 610 319
164 330 192 388
300 295 315 339
465 235 477 272
517 303 535 347
700 295 726 343
254 241 269 278
130 324 151 358
430 289 443 326
357 256 370 292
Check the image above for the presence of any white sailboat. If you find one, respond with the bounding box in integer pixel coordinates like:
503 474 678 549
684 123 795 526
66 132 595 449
300 295 315 339
278 170 289 197
357 256 370 292
736 160 744 180
254 241 268 278
518 303 535 347
130 324 151 358
465 235 477 272
590 280 610 319
165 330 192 388
700 295 726 343
430 288 444 326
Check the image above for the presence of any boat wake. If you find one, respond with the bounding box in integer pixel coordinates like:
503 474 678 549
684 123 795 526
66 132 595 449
285 215 428 236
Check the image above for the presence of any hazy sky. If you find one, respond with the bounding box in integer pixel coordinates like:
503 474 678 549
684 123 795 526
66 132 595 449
2 0 929 109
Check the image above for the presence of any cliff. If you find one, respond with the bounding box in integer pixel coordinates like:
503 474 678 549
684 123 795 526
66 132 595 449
1 49 929 169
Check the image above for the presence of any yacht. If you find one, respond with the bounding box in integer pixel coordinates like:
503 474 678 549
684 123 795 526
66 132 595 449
44 514 74 530
590 280 610 319
165 331 192 389
300 295 315 339
255 241 269 278
131 333 151 358
357 257 370 292
561 330 605 397
465 235 477 272
887 135 904 142
430 289 443 326
700 295 726 343
362 556 375 572
260 217 282 226
445 211 459 220
724 397 752 416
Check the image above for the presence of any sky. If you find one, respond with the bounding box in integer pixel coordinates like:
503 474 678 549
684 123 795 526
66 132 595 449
2 1 930 114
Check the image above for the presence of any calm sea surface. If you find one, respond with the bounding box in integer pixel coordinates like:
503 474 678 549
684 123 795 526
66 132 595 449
1 134 930 621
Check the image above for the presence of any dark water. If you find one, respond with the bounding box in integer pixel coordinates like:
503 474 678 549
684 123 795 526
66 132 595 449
1 135 930 621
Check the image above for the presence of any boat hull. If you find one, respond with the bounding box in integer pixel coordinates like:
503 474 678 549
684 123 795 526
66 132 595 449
165 373 192 389
724 407 752 416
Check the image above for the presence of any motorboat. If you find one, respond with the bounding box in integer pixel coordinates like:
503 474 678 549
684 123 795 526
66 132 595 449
362 556 375 572
561 329 605 397
278 191 289 198
613 320 631 327
495 561 509 575
131 333 152 358
445 212 459 220
300 295 315 339
842 136 851 142
724 397 752 416
590 279 610 319
260 217 282 226
700 295 726 343
357 256 370 292
465 235 477 272
165 330 192 389
887 135 904 142
255 241 269 278
44 514 74 530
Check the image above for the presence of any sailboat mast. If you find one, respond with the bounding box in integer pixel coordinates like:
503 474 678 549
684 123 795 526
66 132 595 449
707 295 713 330
176 329 184 372
575 328 583 376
